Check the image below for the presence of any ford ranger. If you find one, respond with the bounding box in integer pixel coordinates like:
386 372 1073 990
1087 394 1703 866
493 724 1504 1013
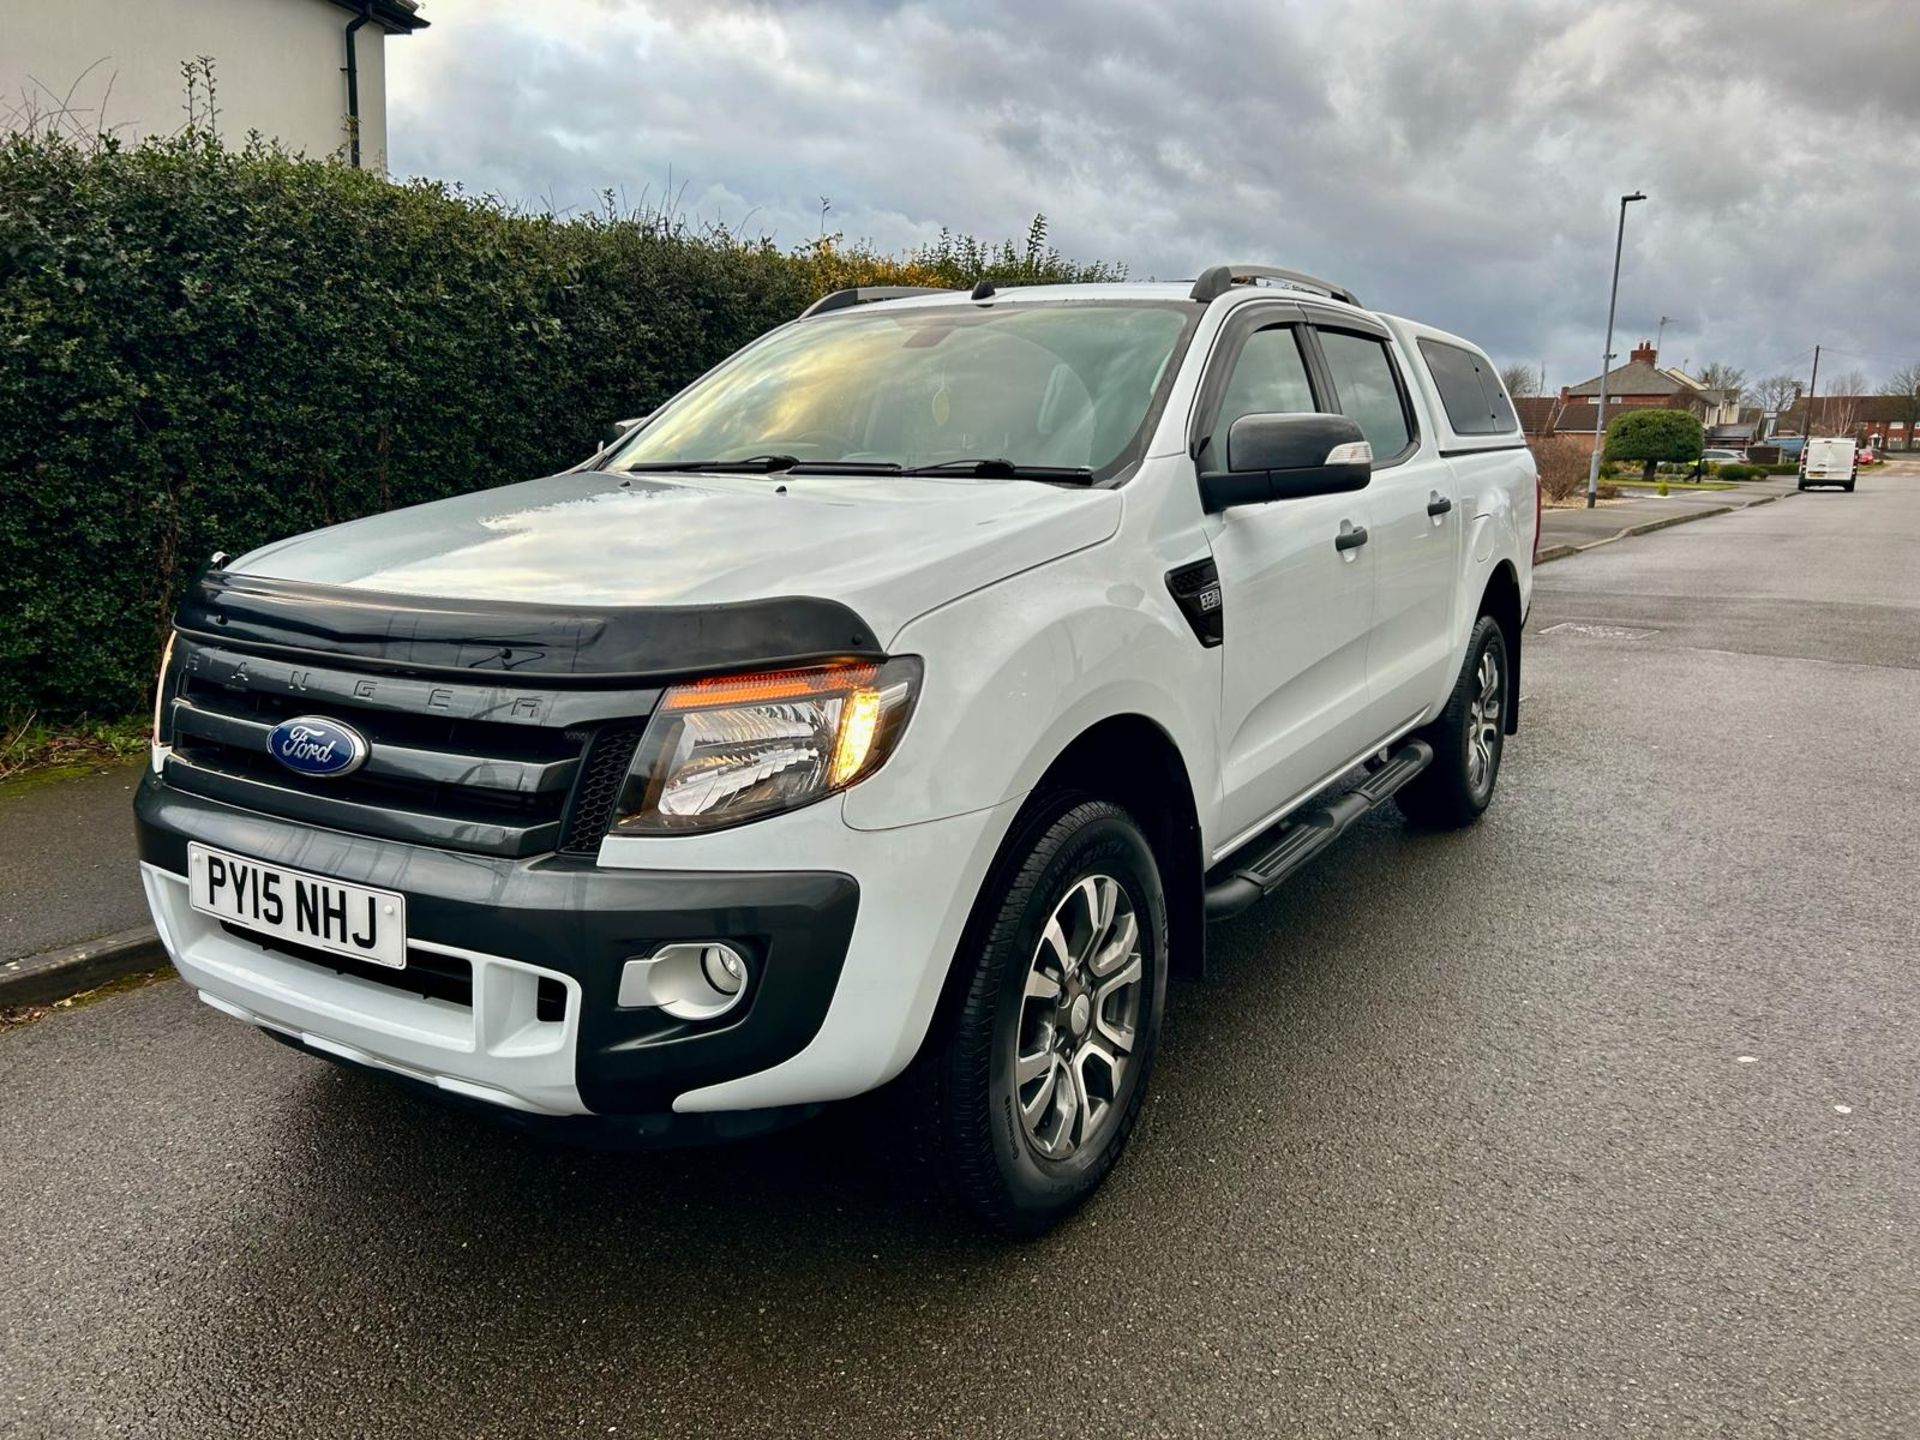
137 265 1537 1233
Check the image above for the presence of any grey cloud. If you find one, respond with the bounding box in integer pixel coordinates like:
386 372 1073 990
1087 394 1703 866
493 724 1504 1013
389 0 1920 388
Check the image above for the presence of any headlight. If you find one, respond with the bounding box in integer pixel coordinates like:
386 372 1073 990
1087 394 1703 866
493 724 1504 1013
150 632 178 748
610 657 922 834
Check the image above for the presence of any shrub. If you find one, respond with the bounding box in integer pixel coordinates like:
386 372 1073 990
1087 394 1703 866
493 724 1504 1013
1718 463 1761 480
1534 435 1590 502
1605 408 1704 483
0 132 1120 721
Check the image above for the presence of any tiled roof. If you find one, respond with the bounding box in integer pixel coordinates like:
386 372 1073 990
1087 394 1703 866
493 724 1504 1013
1517 396 1640 435
1566 361 1687 397
1783 394 1920 426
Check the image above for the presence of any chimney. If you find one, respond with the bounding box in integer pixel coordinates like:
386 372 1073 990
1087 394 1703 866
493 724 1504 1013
1629 340 1657 366
1559 384 1571 403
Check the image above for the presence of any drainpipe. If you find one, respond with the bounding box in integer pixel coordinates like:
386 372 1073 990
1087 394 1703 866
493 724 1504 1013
343 2 371 167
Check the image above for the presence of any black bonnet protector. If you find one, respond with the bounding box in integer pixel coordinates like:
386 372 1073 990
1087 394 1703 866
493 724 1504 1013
176 570 884 682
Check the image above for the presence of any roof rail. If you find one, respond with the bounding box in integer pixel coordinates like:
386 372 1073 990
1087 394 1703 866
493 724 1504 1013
1189 265 1361 308
798 285 956 320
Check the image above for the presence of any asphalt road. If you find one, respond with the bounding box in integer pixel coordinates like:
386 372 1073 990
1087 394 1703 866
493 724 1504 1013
4 465 1917 1438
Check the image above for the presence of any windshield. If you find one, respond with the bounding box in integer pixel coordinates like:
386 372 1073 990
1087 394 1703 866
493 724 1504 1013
607 301 1196 480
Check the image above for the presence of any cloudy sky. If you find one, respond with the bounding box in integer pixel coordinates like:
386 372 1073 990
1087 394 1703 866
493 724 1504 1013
389 0 1920 394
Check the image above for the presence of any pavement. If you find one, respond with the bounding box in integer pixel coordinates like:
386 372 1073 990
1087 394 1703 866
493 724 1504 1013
1538 472 1796 553
0 760 150 961
3 462 1918 1437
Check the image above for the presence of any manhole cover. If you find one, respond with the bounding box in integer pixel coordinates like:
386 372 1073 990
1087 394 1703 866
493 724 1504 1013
1540 622 1655 640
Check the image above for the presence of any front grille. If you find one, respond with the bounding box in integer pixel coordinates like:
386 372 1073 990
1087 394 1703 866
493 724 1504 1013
165 639 658 859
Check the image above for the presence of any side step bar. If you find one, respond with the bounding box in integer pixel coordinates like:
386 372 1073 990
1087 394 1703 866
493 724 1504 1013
1203 740 1433 922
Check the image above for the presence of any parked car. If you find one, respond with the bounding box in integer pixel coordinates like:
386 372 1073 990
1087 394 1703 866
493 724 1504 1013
135 265 1537 1233
1856 444 1876 465
1700 448 1744 463
1800 436 1857 491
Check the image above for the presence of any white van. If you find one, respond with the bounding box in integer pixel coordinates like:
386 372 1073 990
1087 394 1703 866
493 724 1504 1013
1799 437 1856 491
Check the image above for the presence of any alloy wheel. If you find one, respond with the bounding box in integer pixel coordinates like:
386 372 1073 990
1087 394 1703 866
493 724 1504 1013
1013 874 1144 1160
1465 646 1503 798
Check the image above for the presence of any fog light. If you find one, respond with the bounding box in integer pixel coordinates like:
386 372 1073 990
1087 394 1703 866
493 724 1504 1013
618 942 751 1021
702 945 745 996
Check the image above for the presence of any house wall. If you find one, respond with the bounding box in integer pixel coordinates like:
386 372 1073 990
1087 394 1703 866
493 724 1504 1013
2 0 390 168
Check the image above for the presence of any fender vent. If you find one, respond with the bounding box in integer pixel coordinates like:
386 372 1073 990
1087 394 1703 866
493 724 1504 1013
1166 558 1224 648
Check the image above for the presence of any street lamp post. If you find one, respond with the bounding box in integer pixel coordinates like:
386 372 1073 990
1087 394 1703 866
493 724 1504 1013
1587 191 1647 508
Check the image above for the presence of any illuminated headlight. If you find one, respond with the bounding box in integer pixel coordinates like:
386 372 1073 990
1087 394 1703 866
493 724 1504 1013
150 632 178 748
610 657 922 834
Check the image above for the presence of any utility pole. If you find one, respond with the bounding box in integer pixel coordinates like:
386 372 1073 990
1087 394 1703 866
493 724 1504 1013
1588 191 1648 508
1656 314 1672 355
1804 344 1821 437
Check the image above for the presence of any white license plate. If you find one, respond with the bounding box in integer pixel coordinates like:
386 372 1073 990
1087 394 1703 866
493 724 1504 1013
188 843 407 969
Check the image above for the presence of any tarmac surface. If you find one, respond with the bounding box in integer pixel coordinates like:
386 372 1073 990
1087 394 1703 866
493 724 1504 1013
3 462 1916 1437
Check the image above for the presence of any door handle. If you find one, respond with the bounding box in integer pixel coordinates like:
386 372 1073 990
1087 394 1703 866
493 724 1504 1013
1427 492 1453 517
1334 524 1369 552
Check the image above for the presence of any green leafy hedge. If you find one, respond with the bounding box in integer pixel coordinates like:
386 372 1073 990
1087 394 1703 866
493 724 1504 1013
0 132 1120 722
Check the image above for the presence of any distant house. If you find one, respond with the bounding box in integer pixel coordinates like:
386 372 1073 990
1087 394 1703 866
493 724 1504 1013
1556 342 1741 428
1706 408 1763 451
1517 393 1645 455
1777 392 1920 451
3 0 428 170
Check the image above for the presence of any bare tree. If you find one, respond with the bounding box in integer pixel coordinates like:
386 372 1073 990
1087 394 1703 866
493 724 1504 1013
1752 372 1800 416
1812 368 1869 438
1817 397 1861 439
1696 361 1747 402
1826 367 1869 399
1498 363 1539 398
1880 364 1920 451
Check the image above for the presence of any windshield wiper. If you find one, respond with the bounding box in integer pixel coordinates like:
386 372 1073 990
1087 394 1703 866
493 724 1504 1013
612 455 918 477
781 461 906 475
615 454 803 473
899 458 1097 484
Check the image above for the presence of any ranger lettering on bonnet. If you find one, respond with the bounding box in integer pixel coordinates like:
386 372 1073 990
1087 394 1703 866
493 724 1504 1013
137 263 1537 1234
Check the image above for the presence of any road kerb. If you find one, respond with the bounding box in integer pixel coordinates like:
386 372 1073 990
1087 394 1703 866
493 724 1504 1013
1537 491 1792 565
1 927 169 1009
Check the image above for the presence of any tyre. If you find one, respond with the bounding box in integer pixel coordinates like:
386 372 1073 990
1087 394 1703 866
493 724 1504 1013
928 798 1167 1236
1397 613 1509 830
1844 479 1856 492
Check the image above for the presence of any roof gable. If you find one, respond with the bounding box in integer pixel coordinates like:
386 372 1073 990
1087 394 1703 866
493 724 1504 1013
1567 360 1685 397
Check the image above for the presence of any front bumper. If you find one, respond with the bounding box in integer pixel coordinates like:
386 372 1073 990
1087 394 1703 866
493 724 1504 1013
136 773 859 1117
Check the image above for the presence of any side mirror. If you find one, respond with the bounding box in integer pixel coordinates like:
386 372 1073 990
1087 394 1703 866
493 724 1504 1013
601 415 649 448
1200 413 1373 513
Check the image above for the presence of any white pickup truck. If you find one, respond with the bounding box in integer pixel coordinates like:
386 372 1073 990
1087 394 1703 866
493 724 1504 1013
137 265 1537 1233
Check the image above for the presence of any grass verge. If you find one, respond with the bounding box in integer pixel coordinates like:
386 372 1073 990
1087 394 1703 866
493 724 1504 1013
0 967 174 1032
0 713 148 782
1609 478 1739 493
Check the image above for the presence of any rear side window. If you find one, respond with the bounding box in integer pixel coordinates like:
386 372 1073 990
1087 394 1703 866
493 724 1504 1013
1317 330 1413 459
1419 339 1517 436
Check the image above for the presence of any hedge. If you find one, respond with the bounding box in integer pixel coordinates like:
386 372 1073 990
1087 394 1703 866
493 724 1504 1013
0 131 1121 723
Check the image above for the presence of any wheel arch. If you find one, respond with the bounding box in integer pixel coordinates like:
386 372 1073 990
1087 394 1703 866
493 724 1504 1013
917 712 1207 1064
1478 560 1523 735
